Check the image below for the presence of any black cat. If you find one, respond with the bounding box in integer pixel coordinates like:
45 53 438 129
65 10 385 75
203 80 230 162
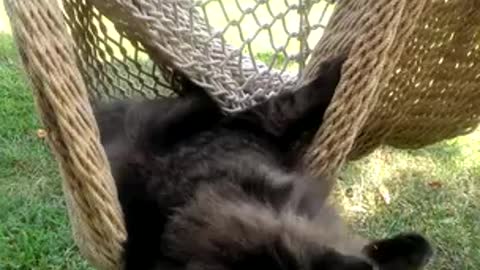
93 55 433 270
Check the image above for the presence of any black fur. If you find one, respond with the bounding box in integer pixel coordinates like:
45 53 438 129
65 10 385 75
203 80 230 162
93 54 433 270
363 233 433 270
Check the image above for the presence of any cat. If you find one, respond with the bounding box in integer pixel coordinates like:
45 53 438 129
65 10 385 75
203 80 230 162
93 54 433 270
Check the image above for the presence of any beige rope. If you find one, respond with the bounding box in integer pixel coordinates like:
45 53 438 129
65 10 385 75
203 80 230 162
302 0 421 178
79 0 301 112
5 1 125 269
358 0 480 155
304 0 480 180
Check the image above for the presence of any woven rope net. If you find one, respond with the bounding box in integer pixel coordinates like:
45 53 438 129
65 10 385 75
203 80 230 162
5 0 480 269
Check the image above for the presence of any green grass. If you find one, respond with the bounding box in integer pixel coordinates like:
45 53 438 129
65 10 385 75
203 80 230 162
1 4 480 270
0 33 92 269
336 137 480 269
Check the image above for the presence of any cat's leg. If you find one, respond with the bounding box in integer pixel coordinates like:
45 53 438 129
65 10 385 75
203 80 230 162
363 233 433 270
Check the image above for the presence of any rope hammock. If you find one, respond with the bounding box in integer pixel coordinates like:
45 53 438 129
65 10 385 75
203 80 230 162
5 0 480 269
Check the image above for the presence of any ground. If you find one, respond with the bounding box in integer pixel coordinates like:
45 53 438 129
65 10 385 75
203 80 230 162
0 2 479 270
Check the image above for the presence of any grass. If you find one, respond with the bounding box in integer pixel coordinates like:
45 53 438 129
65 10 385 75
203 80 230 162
1 3 479 270
0 33 92 269
337 140 480 269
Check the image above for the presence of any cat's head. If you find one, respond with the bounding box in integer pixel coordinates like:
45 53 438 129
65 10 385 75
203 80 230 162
207 232 432 270
162 183 433 270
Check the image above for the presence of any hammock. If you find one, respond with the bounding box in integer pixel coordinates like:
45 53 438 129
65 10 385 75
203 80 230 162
4 0 480 268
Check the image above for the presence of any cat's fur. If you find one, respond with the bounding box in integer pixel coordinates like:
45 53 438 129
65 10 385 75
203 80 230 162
93 55 433 270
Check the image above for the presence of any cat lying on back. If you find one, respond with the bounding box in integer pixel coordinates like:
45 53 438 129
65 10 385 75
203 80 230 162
93 54 433 270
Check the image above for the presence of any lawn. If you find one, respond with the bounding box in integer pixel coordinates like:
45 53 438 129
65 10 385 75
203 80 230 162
0 33 92 269
1 2 479 270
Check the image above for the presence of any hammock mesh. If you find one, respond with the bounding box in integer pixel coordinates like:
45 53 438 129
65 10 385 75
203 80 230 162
62 0 338 112
4 0 480 269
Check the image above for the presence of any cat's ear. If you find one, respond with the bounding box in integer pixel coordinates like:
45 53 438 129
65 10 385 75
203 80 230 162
311 252 372 270
151 259 185 270
339 258 373 270
297 52 347 99
225 241 298 270
92 100 132 145
123 99 166 148
124 91 222 156
362 232 433 269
